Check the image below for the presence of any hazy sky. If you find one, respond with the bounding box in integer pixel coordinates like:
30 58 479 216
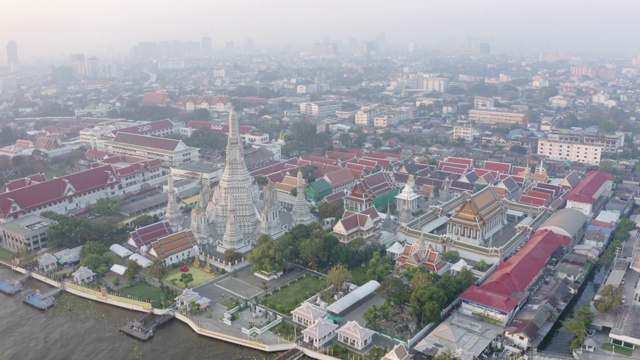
2 0 639 62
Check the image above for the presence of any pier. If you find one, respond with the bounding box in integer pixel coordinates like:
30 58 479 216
22 288 57 310
119 311 175 341
0 279 23 295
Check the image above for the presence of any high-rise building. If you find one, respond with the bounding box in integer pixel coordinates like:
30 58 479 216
201 37 212 57
479 42 491 55
314 42 337 58
361 41 379 56
6 41 18 72
408 41 416 54
71 54 86 77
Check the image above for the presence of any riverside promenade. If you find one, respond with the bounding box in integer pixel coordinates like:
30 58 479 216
0 260 338 358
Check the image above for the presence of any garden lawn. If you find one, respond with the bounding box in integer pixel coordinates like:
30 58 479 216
349 266 373 286
0 247 15 262
166 266 218 289
118 282 174 308
219 297 241 309
262 275 324 314
603 343 633 356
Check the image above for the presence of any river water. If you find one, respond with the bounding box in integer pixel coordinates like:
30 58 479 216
538 264 605 354
0 267 269 360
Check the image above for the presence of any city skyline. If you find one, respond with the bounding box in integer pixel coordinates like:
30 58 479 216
3 0 640 62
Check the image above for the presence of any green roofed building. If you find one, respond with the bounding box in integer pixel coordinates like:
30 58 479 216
305 178 333 203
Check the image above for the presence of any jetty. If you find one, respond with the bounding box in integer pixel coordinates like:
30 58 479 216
22 288 58 310
119 311 174 341
0 279 23 295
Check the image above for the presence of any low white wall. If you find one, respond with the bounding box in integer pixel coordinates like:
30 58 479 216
31 273 61 287
301 347 341 360
174 312 295 353
64 284 151 312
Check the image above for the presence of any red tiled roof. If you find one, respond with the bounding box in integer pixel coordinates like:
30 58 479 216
461 229 571 312
112 132 182 151
5 173 47 191
324 168 356 189
526 190 551 201
446 157 473 167
129 221 174 248
149 230 198 259
519 195 546 206
0 165 118 219
484 161 511 174
366 152 402 160
141 93 168 106
566 171 615 204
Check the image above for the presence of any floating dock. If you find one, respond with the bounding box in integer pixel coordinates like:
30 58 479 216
119 312 174 341
21 287 62 310
0 279 23 295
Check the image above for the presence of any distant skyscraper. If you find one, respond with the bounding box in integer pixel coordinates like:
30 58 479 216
314 42 337 58
225 41 235 53
479 42 491 55
70 54 86 77
244 38 253 53
361 41 379 56
85 57 101 78
408 41 417 54
6 41 18 72
201 37 212 56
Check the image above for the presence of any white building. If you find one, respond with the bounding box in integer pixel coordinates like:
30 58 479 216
336 321 374 350
537 138 602 165
147 230 199 266
72 266 96 285
102 133 199 166
592 92 610 104
474 97 495 109
453 125 474 142
355 105 382 126
549 95 568 108
299 101 341 117
469 108 526 125
302 318 338 348
292 302 326 328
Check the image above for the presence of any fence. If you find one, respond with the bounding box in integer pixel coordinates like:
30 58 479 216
174 312 295 353
64 283 152 311
242 316 283 336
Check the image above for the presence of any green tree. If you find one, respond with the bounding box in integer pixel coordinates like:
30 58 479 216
433 348 461 360
180 272 194 287
362 305 381 326
132 215 155 228
0 127 17 147
475 259 490 272
562 304 593 351
377 277 411 305
148 258 168 284
509 145 528 155
366 252 393 281
112 277 120 286
317 202 345 220
125 259 143 282
598 160 615 174
443 250 460 263
80 241 109 259
247 234 288 274
224 249 243 263
411 285 447 325
594 284 623 313
325 264 352 292
92 198 122 216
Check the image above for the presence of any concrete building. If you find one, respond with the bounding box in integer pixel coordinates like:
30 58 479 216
302 319 338 348
336 321 374 350
537 138 603 165
453 125 474 142
299 100 341 117
469 109 527 125
314 42 337 58
566 171 615 216
1 215 57 252
146 230 199 266
355 105 382 126
292 302 326 327
102 133 199 166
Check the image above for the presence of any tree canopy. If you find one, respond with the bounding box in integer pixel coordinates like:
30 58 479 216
247 234 289 274
92 198 122 216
